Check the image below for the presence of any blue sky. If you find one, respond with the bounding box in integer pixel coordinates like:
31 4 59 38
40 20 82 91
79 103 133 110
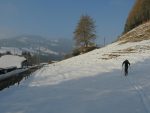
0 0 135 44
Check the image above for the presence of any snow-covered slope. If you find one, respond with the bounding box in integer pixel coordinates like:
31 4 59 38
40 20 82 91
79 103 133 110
0 55 25 68
1 22 150 113
1 39 150 113
30 39 150 86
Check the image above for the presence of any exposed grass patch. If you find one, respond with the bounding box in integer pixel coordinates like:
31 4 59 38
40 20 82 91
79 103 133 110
118 22 150 44
101 54 120 60
101 47 136 60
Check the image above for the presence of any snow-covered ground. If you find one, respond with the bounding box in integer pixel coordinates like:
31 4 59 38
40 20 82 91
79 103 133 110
30 40 150 86
0 55 25 68
1 39 150 113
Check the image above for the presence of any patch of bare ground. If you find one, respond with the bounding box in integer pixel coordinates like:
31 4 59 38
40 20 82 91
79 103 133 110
101 47 136 60
118 22 150 44
101 54 121 60
101 45 150 60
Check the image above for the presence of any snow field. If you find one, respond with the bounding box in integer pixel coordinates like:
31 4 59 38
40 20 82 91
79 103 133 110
1 37 150 112
30 40 150 86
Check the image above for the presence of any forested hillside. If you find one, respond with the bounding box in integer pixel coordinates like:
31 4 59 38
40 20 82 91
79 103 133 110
124 0 150 33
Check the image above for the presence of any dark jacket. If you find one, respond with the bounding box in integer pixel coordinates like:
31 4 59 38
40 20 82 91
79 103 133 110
122 60 130 68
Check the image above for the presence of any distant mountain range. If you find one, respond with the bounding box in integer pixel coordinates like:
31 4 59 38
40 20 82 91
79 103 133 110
0 35 74 61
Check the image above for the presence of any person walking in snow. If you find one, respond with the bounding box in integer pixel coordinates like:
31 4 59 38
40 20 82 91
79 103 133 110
122 59 130 76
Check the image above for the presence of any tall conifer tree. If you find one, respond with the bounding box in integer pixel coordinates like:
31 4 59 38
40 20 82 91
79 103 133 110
74 15 96 48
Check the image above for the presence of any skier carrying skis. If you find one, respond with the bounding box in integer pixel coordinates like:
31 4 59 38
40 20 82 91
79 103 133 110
122 59 130 76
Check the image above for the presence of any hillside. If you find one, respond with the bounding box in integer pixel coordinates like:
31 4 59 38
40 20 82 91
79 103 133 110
0 35 74 61
31 21 150 86
124 0 150 33
1 24 150 112
119 21 150 43
30 39 150 86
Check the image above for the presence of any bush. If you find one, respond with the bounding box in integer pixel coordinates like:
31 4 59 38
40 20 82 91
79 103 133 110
72 46 98 56
64 54 73 59
6 51 11 55
80 46 98 53
72 48 81 56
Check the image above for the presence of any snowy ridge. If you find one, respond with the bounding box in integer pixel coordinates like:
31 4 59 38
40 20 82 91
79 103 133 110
0 46 59 56
30 39 150 86
0 47 22 55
